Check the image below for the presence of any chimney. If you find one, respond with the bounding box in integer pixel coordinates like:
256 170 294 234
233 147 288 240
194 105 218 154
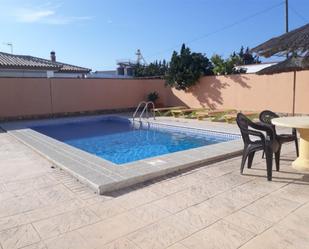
50 51 56 62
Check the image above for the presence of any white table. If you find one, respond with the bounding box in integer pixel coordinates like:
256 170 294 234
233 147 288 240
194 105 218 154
272 117 309 171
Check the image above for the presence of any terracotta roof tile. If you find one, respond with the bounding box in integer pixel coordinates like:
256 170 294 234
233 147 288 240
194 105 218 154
0 52 91 73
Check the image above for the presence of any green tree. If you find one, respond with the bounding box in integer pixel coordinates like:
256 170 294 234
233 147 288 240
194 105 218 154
211 54 244 75
133 60 169 77
165 44 213 90
234 46 261 65
211 54 226 75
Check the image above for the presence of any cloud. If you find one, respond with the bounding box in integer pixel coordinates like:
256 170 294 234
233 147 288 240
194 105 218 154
42 15 94 25
15 8 55 23
11 2 93 25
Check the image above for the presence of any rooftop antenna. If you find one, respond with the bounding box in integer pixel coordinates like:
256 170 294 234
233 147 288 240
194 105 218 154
3 42 13 54
136 49 147 65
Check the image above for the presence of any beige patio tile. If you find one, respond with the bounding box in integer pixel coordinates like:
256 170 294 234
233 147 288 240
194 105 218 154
69 187 98 200
0 213 30 232
195 194 246 218
114 189 164 210
153 189 204 213
43 231 91 249
205 172 251 193
224 210 273 235
239 223 309 249
271 182 309 203
198 163 239 178
167 243 188 249
294 174 309 184
36 184 75 205
0 184 6 193
127 216 195 249
218 184 266 205
5 174 58 195
89 200 127 220
149 175 197 196
0 167 50 184
33 207 100 239
84 195 113 205
181 220 254 249
100 238 140 249
24 199 86 223
171 204 220 230
183 170 213 182
22 242 47 249
1 121 308 249
0 224 40 249
237 177 289 195
247 162 302 182
274 169 307 181
153 173 251 215
128 203 170 225
277 202 309 235
77 212 146 248
244 195 302 222
0 191 15 202
0 191 45 218
184 182 222 200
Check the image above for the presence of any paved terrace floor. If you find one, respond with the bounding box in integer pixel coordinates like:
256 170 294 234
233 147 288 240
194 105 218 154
0 120 309 249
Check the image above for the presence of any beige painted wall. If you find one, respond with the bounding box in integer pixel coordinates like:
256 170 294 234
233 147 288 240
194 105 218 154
0 71 308 119
0 78 52 117
0 78 167 118
51 78 167 113
167 71 309 114
294 71 309 114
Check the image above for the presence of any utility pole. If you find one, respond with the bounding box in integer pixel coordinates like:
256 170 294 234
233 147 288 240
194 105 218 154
285 0 289 58
285 0 289 33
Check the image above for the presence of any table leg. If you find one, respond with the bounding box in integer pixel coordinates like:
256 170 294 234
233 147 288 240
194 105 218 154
292 128 309 171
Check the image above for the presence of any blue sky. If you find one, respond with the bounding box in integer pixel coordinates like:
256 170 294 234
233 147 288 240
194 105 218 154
0 0 308 70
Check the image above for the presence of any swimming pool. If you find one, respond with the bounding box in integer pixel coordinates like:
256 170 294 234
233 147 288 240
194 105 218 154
2 115 243 193
31 117 239 164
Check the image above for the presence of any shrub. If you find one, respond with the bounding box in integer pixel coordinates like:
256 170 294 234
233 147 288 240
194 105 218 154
147 91 159 103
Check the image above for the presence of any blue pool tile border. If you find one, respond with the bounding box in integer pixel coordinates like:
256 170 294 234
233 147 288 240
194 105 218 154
136 121 240 140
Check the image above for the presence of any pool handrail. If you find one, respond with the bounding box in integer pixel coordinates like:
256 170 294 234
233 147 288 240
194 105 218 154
133 101 155 122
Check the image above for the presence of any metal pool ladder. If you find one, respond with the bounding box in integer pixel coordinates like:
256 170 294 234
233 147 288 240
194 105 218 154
133 101 155 123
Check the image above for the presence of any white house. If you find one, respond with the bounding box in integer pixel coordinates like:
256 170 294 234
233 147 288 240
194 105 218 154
0 51 91 78
235 62 278 74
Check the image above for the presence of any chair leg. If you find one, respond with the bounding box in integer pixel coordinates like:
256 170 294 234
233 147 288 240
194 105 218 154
247 151 255 168
240 154 247 174
293 128 299 157
262 150 265 159
295 138 299 157
240 147 249 174
275 145 281 171
265 147 273 181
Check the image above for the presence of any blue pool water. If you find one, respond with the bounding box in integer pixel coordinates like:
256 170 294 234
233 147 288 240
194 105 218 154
32 117 237 164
